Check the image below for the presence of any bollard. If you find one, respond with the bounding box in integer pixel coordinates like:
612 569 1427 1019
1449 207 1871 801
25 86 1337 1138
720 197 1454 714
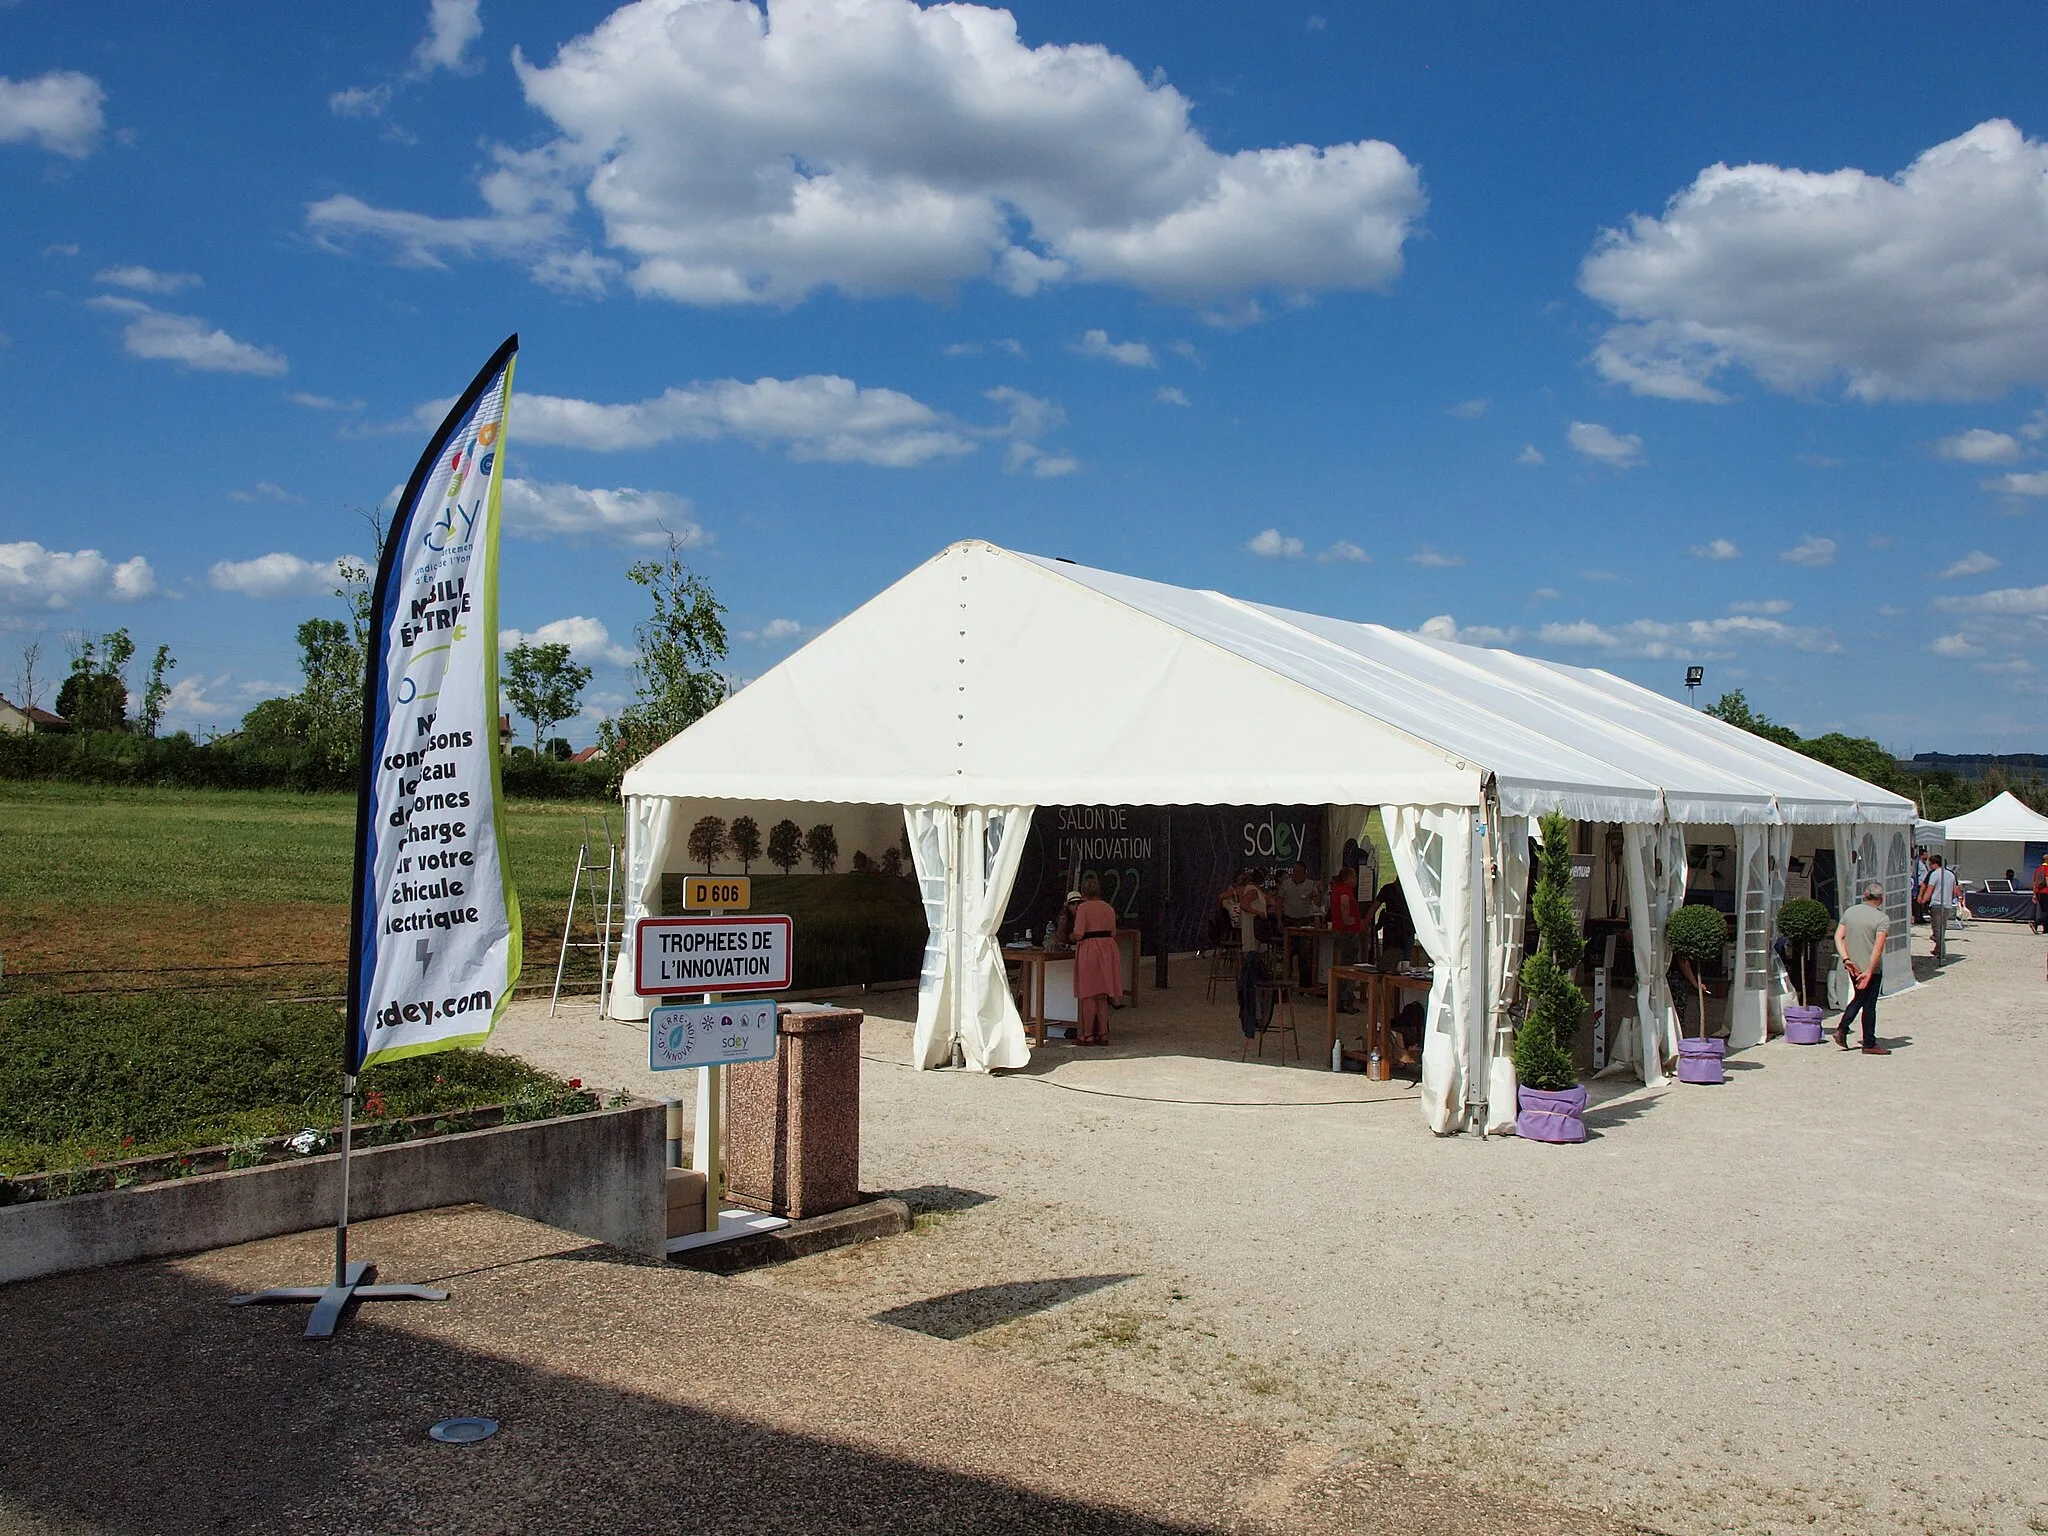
663 1097 683 1169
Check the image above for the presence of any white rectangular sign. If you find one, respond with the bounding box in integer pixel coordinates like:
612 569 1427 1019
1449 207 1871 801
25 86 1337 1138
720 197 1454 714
649 1001 779 1071
635 915 793 995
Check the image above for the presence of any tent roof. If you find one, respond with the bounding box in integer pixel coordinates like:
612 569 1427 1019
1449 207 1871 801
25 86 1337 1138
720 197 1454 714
1927 790 2048 842
622 541 1913 825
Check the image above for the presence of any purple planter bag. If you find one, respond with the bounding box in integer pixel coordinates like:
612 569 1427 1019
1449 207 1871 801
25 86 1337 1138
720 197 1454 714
1783 1004 1826 1045
1516 1084 1588 1142
1677 1036 1726 1084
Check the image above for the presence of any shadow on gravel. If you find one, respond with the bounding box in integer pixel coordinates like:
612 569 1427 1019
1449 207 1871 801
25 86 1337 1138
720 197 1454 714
890 1184 997 1215
873 1274 1141 1339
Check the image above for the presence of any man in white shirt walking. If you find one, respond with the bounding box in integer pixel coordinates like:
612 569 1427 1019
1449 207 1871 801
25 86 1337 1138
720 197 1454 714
1918 853 1961 966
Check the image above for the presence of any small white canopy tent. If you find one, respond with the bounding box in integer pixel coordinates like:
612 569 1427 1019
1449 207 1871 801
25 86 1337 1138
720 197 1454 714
1923 791 2048 883
617 541 1914 1135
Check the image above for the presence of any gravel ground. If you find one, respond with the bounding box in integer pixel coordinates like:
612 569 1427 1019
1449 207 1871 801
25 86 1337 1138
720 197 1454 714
496 917 2048 1536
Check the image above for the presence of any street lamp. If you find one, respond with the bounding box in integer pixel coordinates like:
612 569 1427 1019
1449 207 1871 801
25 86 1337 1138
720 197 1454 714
1684 666 1704 707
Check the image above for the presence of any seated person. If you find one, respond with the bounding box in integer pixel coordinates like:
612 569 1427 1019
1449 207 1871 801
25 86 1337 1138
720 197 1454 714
1049 891 1081 952
1375 880 1415 968
1390 999 1424 1067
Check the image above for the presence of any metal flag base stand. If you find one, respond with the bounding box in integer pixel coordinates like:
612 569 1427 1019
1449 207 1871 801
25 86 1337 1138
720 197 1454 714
229 1074 450 1339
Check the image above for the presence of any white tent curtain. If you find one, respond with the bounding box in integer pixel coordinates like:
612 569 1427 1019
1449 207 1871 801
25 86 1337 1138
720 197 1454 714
1828 824 1857 1007
1622 823 1668 1086
1659 823 1688 1066
1484 811 1529 1135
1728 825 1768 1048
907 804 1035 1073
606 794 676 1022
1881 826 1912 998
1387 805 1477 1135
1765 823 1792 1035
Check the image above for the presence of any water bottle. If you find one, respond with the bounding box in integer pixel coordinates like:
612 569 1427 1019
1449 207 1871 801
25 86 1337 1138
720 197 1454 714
1369 1046 1382 1077
1331 1037 1344 1072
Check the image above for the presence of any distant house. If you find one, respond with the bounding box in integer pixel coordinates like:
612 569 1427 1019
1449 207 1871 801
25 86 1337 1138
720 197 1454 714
570 745 606 764
0 696 65 735
497 713 513 750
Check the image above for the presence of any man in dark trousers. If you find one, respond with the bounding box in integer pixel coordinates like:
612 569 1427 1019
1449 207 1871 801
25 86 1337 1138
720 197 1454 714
1834 880 1891 1055
1918 853 1961 965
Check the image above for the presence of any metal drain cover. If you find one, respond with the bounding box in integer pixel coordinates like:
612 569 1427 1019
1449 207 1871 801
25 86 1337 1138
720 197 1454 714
428 1417 499 1444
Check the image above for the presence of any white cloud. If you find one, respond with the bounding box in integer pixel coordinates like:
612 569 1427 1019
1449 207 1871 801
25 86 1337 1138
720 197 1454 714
1690 537 1740 560
1516 443 1545 466
1581 568 1623 582
1729 598 1793 614
500 614 636 668
1247 528 1305 559
308 0 1424 309
1010 448 1079 478
1936 427 2020 463
1417 615 1515 645
88 296 286 376
1867 532 1896 550
1408 546 1464 568
94 265 202 295
0 541 155 610
1317 540 1369 564
1582 120 2048 403
1779 535 1836 568
226 481 303 505
1447 397 1489 418
0 70 105 158
1529 587 1560 602
1536 613 1839 659
411 0 483 76
1977 657 2034 676
1567 420 1643 466
1983 469 2048 497
330 84 394 118
408 374 978 466
499 478 708 549
287 391 364 412
207 553 347 599
1073 329 1155 367
1929 632 1984 658
1155 385 1189 406
162 673 289 728
738 617 805 644
942 337 1025 358
1934 582 2048 615
1938 550 2001 580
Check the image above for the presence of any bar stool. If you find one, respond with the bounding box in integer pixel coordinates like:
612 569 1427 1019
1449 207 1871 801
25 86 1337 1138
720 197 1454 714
1243 973 1298 1061
1205 938 1241 1003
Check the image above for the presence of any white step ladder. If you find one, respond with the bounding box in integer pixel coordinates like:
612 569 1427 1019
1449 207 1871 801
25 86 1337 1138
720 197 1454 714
549 812 620 1016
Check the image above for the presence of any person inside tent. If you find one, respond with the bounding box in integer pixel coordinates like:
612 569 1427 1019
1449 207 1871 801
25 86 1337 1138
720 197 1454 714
1071 876 1122 1047
1375 879 1415 969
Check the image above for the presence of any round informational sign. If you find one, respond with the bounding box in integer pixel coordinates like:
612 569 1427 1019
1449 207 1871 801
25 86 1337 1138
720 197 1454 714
428 1417 500 1444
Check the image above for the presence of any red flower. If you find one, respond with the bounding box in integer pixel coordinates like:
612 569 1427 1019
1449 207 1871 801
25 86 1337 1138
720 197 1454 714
567 1078 583 1090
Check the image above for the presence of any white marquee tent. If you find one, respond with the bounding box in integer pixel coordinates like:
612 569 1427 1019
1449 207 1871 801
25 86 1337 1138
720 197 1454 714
1922 790 2048 883
613 541 1916 1134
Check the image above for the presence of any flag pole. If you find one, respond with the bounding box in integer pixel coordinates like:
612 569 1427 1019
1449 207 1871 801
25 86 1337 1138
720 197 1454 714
232 334 519 1338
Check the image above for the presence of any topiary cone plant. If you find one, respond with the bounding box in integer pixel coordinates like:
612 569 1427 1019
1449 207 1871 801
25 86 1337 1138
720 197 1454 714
1513 812 1587 1094
1776 897 1833 1008
1665 904 1728 1039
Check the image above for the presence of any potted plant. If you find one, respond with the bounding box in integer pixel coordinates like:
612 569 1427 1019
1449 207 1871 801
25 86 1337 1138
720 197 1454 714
1666 903 1729 1084
1776 897 1832 1044
1514 811 1589 1143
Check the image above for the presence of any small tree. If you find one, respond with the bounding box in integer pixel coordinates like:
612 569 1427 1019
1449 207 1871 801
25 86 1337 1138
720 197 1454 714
804 822 838 874
1776 897 1833 1007
597 532 729 779
140 643 176 738
57 629 134 733
1513 811 1587 1093
503 640 593 751
686 816 730 872
878 845 903 879
1666 904 1729 1039
16 640 42 714
767 818 804 875
729 815 762 873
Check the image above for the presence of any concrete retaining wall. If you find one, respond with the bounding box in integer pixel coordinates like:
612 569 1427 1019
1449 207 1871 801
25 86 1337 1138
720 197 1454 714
0 1101 665 1286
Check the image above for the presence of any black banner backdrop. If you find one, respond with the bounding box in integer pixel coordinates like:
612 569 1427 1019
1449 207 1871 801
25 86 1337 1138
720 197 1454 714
1003 804 1327 956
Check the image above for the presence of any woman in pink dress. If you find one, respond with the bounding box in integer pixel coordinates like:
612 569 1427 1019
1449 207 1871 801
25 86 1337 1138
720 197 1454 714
1071 875 1122 1046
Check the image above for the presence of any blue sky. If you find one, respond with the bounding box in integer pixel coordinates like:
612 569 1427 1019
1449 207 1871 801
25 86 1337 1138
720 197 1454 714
3 0 2046 752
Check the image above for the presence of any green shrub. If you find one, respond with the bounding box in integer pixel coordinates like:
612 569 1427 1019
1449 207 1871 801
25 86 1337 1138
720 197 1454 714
1665 903 1728 1038
1775 897 1832 944
1513 812 1586 1094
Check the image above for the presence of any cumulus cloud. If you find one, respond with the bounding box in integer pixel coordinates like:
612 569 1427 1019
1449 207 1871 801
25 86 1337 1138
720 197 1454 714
207 553 347 599
1779 535 1836 567
1567 420 1643 466
1416 615 1515 645
1516 443 1545 466
1937 427 2020 463
287 391 364 412
1073 329 1155 367
1155 385 1189 406
1934 582 2048 615
308 0 1425 309
94 265 202 295
0 70 105 158
1983 469 2048 497
1247 528 1305 559
1938 551 2001 580
1690 537 1740 560
499 478 708 549
411 0 483 76
0 541 155 610
162 674 290 728
1729 598 1793 614
1446 398 1489 418
739 617 805 644
500 614 636 668
1537 613 1839 659
1408 546 1464 567
1929 632 1984 658
227 482 303 505
1317 540 1368 564
89 296 286 375
1581 120 2048 403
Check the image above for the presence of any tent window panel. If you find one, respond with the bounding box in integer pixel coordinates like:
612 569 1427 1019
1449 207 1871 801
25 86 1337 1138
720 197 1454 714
1884 831 1911 959
1741 846 1769 989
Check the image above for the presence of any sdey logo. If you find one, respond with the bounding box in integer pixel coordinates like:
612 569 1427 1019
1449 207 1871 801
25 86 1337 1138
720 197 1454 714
1241 813 1307 862
423 498 479 553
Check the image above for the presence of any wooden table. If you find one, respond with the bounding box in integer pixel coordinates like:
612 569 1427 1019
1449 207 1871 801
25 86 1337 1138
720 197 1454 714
1325 965 1434 1077
1004 929 1140 1046
1283 925 1332 992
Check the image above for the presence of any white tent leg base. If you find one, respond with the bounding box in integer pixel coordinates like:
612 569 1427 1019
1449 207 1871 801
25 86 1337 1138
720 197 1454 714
665 1210 791 1254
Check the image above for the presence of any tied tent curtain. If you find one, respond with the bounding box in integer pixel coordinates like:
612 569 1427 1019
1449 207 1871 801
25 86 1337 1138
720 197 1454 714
1828 824 1857 1007
606 794 676 1022
1765 822 1792 1033
1386 805 1477 1135
907 804 1035 1073
1728 825 1768 1048
1484 811 1529 1136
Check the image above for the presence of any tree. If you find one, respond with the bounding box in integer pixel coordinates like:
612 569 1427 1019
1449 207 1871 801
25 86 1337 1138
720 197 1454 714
56 629 134 733
1798 733 1902 793
502 641 592 751
16 641 42 714
878 844 904 879
804 822 839 874
140 644 176 739
597 533 729 779
729 815 761 873
686 815 730 871
1705 689 1800 749
767 818 804 875
1512 811 1587 1093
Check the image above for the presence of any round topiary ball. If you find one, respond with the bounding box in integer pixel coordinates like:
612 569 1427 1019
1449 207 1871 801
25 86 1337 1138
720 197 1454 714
1666 903 1729 964
1776 897 1833 945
